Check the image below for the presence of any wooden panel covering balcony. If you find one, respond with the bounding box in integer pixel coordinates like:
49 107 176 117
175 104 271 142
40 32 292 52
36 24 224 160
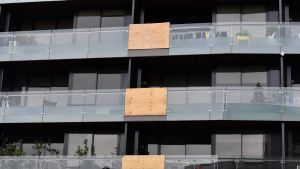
128 22 170 50
124 88 167 116
122 155 165 169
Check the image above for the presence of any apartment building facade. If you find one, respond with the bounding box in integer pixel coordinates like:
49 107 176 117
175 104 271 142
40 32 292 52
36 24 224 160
0 0 299 169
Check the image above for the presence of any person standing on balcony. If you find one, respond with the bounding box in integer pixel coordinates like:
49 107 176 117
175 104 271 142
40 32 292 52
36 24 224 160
252 82 266 104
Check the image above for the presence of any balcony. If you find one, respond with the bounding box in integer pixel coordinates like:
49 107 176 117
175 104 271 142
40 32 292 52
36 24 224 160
0 156 299 169
0 27 128 61
1 87 300 123
1 23 300 61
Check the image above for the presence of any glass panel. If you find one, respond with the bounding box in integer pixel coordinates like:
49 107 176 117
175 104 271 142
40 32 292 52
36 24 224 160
170 24 211 55
186 145 211 155
232 24 280 54
216 6 241 22
161 145 185 155
0 156 121 169
241 5 266 22
72 73 97 90
148 144 159 155
80 157 122 169
83 90 124 122
93 134 119 155
4 92 44 123
0 157 39 168
50 29 89 59
215 134 241 158
88 28 128 58
66 134 93 156
242 135 265 158
0 95 6 123
12 31 51 61
225 88 282 121
77 10 101 29
283 89 300 121
216 72 241 86
239 159 282 169
167 88 210 121
40 157 80 169
216 66 241 86
210 89 225 120
101 16 125 27
165 156 217 169
242 66 267 87
217 159 237 169
97 74 122 89
282 24 300 53
43 92 84 122
212 24 233 53
0 32 13 61
285 160 300 169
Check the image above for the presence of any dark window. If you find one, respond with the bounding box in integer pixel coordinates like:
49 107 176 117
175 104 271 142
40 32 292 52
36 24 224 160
97 74 122 89
72 73 97 90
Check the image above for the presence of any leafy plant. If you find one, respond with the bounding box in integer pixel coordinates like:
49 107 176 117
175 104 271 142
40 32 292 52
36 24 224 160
32 141 60 157
74 139 89 158
32 141 46 157
4 142 25 156
46 143 59 156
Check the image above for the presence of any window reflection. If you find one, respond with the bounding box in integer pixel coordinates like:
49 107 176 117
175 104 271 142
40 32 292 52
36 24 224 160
66 133 120 156
94 134 119 155
66 134 93 156
215 134 266 158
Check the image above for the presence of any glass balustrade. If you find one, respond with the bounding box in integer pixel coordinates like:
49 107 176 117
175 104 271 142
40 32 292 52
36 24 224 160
88 27 128 58
170 24 212 55
167 88 211 121
4 91 44 123
12 30 51 61
50 29 89 59
82 90 125 122
43 91 85 123
224 87 283 121
0 156 296 169
0 156 122 169
3 88 300 123
232 24 280 54
2 23 300 60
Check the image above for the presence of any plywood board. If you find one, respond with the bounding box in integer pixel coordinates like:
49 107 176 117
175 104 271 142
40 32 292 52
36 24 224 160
128 22 170 50
125 88 167 116
122 155 165 169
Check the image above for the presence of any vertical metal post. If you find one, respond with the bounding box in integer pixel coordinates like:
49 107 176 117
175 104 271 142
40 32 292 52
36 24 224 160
282 122 285 169
131 0 136 24
137 67 142 88
279 0 283 23
280 55 284 87
0 69 4 91
134 130 139 155
4 11 10 32
122 123 128 155
128 59 132 88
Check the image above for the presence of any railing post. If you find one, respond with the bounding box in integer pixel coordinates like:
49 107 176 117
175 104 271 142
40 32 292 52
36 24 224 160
223 89 228 112
230 24 235 53
2 94 8 123
48 29 53 59
10 32 15 61
210 24 213 54
86 28 91 58
41 92 46 123
81 92 87 122
235 158 239 169
208 90 213 120
279 89 285 120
